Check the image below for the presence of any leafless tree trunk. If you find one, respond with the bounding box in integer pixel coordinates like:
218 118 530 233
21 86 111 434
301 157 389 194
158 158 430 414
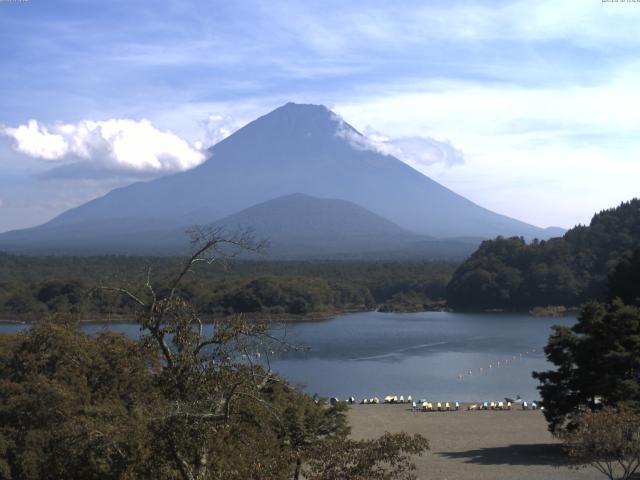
99 227 279 479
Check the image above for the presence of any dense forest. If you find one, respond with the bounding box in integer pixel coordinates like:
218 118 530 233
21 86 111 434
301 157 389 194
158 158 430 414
4 199 638 318
0 234 429 479
446 199 640 310
533 249 640 435
0 255 456 321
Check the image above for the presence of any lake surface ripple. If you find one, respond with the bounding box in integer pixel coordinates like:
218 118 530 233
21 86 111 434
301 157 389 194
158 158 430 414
1 311 572 402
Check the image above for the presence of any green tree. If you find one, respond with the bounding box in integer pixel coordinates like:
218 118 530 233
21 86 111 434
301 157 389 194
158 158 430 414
0 316 160 480
102 228 429 478
608 249 640 306
304 432 429 480
261 381 350 479
533 300 640 433
1 229 430 479
447 198 640 310
560 406 640 480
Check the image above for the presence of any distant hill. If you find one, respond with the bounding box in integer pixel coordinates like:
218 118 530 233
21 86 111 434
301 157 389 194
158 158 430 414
212 193 416 256
0 193 480 259
446 199 640 310
209 193 480 259
0 103 562 257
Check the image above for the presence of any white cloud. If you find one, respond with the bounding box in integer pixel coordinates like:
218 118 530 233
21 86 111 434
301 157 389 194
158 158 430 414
334 69 640 228
363 127 464 167
199 114 240 148
332 113 370 150
332 113 464 167
2 120 68 160
1 119 205 173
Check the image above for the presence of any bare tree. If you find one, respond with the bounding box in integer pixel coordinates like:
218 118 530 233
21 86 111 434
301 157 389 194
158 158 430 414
561 406 640 480
93 226 429 479
100 227 281 480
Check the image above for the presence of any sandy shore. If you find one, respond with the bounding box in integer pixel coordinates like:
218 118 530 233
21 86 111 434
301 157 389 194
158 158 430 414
347 404 602 480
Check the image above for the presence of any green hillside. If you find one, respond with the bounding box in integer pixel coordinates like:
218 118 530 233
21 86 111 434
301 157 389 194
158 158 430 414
446 199 640 310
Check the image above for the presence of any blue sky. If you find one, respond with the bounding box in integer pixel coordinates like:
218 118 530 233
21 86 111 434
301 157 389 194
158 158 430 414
1 0 639 232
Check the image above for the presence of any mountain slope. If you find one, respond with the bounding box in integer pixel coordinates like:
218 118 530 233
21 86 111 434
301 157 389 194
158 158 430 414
0 103 556 255
0 193 479 258
0 217 187 255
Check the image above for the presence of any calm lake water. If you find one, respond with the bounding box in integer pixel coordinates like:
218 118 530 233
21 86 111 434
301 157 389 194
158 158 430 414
0 311 573 403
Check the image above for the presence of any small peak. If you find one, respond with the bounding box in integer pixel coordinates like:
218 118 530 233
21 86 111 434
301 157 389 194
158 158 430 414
275 102 332 116
281 101 329 110
245 102 336 128
278 192 314 200
233 102 344 140
208 102 361 156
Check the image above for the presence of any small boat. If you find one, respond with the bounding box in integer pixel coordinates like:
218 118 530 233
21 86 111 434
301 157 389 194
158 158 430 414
505 395 524 404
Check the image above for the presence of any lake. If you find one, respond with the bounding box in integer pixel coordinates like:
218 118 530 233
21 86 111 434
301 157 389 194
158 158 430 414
0 311 572 403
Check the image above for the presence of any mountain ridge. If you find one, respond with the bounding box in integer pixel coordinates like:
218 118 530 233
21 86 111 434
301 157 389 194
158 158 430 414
0 193 481 259
0 103 563 256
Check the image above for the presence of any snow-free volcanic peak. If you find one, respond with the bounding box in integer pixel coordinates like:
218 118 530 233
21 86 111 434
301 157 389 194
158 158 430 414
0 103 560 255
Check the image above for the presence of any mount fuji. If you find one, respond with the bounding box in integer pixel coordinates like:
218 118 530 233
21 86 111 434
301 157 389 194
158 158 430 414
0 103 561 257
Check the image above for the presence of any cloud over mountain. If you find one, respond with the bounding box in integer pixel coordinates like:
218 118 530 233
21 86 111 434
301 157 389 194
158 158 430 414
199 114 240 148
332 113 464 167
1 119 205 175
363 127 464 167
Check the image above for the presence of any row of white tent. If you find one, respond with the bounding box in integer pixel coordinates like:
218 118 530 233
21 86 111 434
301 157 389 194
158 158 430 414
468 401 543 410
467 401 513 411
360 395 413 404
335 396 543 411
420 401 460 411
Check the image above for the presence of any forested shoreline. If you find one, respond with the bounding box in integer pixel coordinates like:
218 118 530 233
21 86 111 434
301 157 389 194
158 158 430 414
0 233 430 479
0 255 456 321
3 199 639 321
